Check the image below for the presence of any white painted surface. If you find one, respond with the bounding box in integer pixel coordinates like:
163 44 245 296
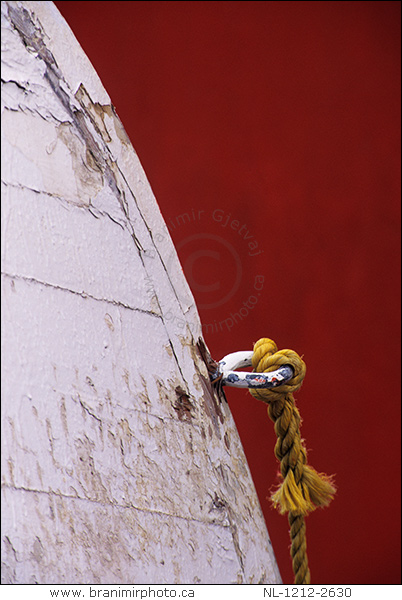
1 0 281 584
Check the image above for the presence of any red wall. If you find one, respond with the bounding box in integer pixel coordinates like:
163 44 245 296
55 1 401 585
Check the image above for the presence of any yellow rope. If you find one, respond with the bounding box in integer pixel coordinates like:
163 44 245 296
249 338 336 584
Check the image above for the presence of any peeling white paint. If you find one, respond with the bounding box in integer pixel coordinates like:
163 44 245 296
1 0 281 584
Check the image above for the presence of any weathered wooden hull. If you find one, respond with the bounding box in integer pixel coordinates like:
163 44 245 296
1 1 281 584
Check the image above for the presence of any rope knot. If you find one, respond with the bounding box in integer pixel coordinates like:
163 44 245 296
250 337 306 403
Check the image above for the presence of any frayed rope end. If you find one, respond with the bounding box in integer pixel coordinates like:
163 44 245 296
272 465 336 516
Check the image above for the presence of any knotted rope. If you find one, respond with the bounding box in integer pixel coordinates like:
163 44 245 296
249 338 336 584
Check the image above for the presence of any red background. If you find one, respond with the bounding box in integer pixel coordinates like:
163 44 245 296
55 1 401 585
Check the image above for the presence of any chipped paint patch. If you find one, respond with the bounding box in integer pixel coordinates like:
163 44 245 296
173 386 194 421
